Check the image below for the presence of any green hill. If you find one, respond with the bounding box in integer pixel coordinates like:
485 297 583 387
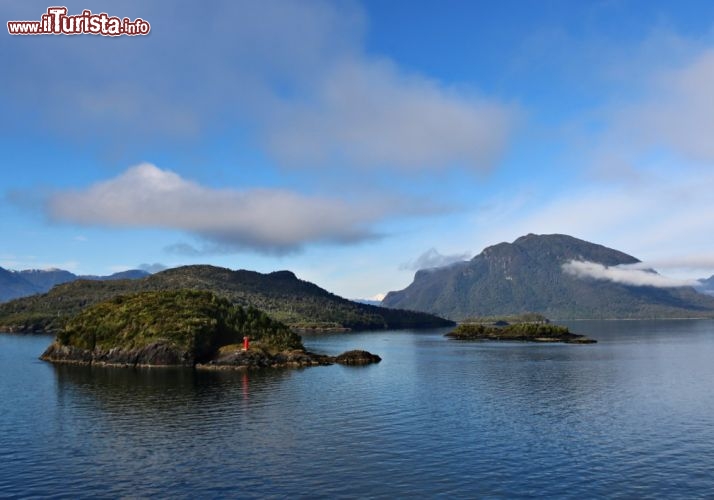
40 289 382 369
0 264 452 333
382 234 714 320
56 289 302 357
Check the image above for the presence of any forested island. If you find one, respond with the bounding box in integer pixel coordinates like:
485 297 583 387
40 290 381 369
446 314 596 344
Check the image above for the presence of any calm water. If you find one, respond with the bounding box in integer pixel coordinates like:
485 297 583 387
2 320 714 498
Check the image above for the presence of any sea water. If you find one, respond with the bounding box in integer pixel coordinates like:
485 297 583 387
1 320 713 498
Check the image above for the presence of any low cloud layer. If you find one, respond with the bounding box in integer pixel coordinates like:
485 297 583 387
401 248 471 271
563 260 699 288
46 163 393 254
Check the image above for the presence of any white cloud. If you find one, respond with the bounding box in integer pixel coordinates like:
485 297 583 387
265 59 516 170
400 247 471 271
563 260 699 288
0 0 515 172
614 50 714 163
46 163 402 254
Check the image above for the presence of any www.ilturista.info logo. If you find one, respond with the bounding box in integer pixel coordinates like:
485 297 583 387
7 7 150 36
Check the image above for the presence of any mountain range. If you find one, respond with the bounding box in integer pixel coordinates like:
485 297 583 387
0 265 453 333
0 267 149 303
382 234 714 320
3 235 714 329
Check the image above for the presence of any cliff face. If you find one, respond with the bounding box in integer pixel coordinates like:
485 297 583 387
383 234 714 320
41 341 194 367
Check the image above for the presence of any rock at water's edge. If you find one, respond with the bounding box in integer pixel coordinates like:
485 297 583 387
334 350 383 365
40 341 382 370
40 341 194 367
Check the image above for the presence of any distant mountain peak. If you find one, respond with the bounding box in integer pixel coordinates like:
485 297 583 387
384 233 714 320
513 232 541 243
0 267 149 303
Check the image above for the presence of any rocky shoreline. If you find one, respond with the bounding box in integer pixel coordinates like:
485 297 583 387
40 341 381 370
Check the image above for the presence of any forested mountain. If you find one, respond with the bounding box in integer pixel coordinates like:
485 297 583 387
383 234 714 320
0 265 452 332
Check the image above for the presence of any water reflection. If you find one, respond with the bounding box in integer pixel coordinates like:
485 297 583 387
52 363 294 415
44 364 311 497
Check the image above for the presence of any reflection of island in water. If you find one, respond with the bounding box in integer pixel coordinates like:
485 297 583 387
48 362 327 494
52 362 291 415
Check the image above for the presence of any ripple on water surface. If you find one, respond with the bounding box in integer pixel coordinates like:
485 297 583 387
2 322 714 497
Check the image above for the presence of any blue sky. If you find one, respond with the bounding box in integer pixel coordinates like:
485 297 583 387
3 0 714 299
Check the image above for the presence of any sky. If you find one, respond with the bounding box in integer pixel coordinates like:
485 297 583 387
3 0 714 300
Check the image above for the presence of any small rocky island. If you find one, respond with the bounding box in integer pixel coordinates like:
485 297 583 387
40 290 381 369
446 314 596 344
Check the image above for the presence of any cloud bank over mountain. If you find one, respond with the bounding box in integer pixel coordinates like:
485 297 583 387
563 260 700 288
